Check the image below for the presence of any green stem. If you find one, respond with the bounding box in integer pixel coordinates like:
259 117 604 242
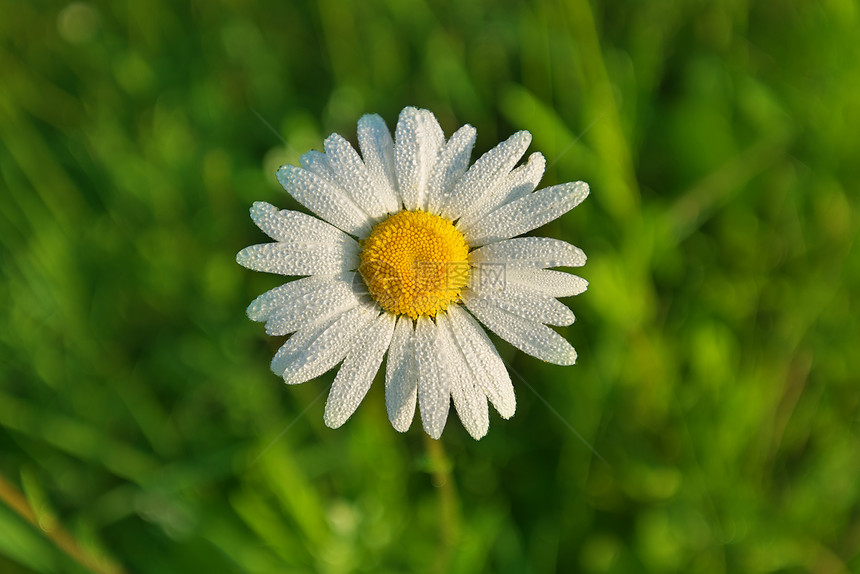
424 435 460 572
0 472 126 574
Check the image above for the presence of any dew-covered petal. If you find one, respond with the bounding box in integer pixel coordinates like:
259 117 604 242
385 316 419 432
446 305 515 419
276 165 371 237
426 124 476 215
300 150 336 181
264 280 360 336
236 242 358 276
497 152 547 205
249 202 357 245
457 152 545 226
414 316 451 439
506 268 588 298
395 107 444 211
459 181 590 247
357 113 399 213
324 133 392 219
324 312 396 428
270 313 341 376
280 305 377 385
469 237 587 269
246 273 354 322
441 131 532 221
436 313 489 439
463 294 577 365
465 284 575 327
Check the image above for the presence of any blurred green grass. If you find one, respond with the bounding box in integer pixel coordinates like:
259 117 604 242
1 0 859 572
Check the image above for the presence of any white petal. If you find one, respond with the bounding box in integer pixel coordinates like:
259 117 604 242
469 237 587 269
436 313 489 439
441 130 532 221
394 107 444 211
385 316 418 432
270 313 341 376
459 181 590 247
465 284 575 327
457 152 545 226
357 114 399 213
281 305 377 384
249 202 356 244
236 242 358 276
276 165 371 237
446 306 515 419
324 312 396 428
506 268 588 298
265 280 360 336
300 150 336 180
464 295 577 365
246 273 354 322
498 152 547 205
426 124 476 215
414 316 451 439
324 133 390 219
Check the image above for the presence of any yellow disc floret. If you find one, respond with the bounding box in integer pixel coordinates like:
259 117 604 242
359 210 470 319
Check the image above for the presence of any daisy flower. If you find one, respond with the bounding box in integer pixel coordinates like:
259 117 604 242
237 106 589 440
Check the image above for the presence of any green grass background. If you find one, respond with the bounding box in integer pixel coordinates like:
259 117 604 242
2 0 860 572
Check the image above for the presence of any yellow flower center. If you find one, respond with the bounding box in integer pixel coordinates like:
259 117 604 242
359 210 470 319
